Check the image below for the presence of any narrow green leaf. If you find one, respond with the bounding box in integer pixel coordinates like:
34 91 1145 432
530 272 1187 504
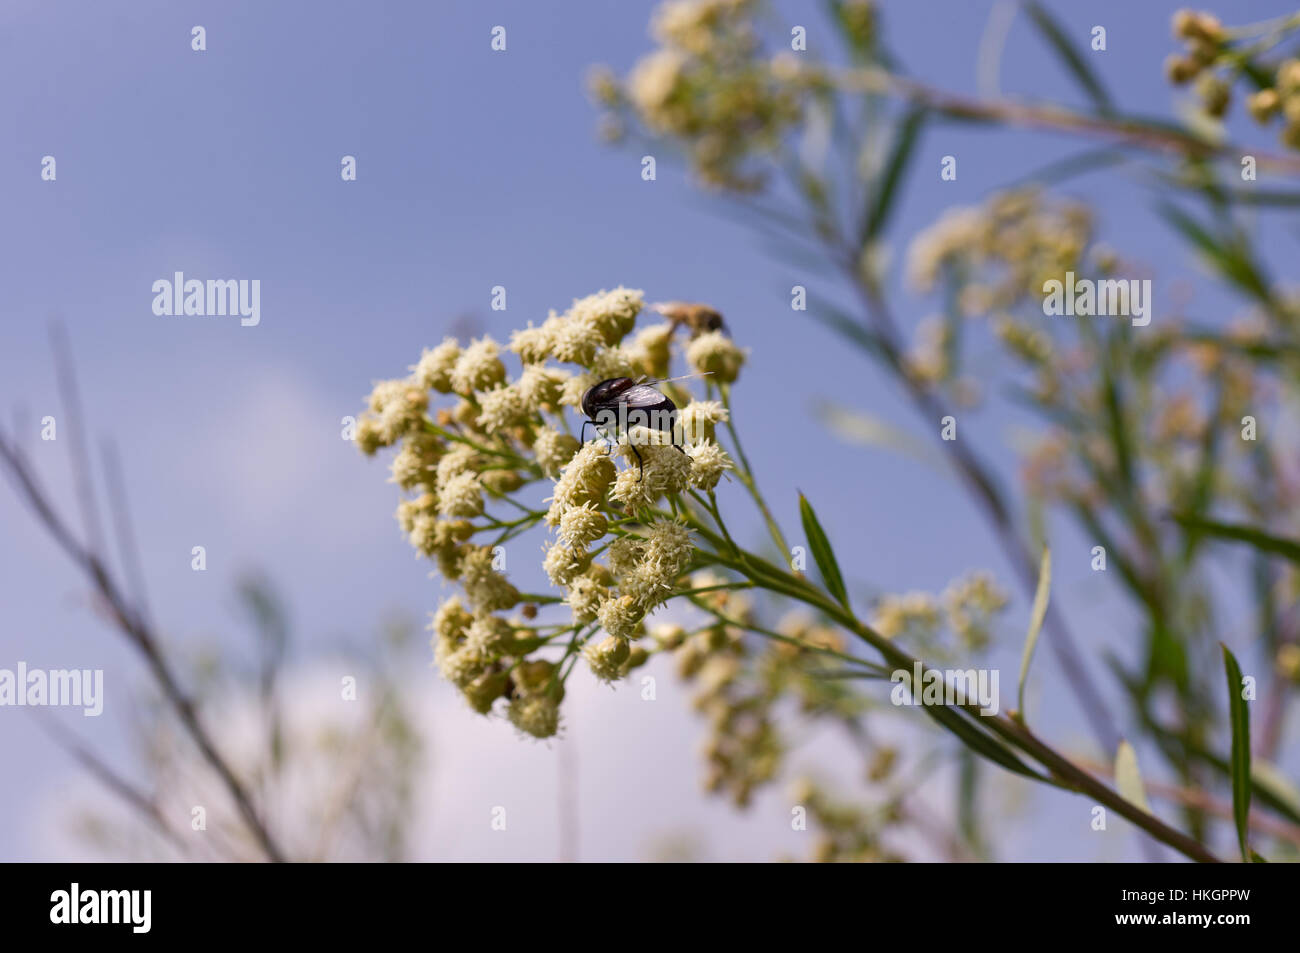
1115 740 1151 812
1178 329 1300 363
1224 187 1300 207
806 668 891 681
807 298 889 364
1016 547 1051 719
798 492 850 609
1221 643 1253 862
1000 147 1129 191
957 749 983 857
1171 514 1300 563
1157 202 1221 257
1176 377 1226 565
1251 760 1300 818
814 400 936 465
1156 203 1272 303
1023 1 1114 112
861 106 927 242
1142 711 1300 824
925 703 1041 779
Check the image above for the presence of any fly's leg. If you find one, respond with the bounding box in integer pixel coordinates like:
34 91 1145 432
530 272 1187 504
670 421 688 456
583 420 617 458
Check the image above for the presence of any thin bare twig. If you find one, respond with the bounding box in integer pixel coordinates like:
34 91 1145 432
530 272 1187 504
1081 758 1300 849
26 710 190 856
837 66 1300 175
49 323 106 560
101 440 154 632
0 336 289 862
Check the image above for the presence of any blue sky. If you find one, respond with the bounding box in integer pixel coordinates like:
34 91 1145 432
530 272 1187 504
2 0 1296 861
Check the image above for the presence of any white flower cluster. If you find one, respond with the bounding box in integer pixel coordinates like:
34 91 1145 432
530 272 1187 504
357 286 743 737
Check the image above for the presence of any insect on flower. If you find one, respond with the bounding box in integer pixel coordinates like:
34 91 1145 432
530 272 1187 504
580 374 705 481
653 301 728 337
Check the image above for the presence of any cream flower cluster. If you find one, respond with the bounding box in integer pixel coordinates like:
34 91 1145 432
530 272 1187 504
589 0 806 191
1164 8 1300 148
356 286 739 737
655 583 862 807
871 571 1009 657
904 188 1091 303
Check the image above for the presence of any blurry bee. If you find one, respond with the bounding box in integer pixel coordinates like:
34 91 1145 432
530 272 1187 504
580 375 703 481
652 301 727 337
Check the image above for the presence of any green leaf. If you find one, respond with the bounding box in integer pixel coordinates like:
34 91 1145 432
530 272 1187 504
1171 514 1300 563
925 704 1041 779
1000 146 1129 191
1176 377 1226 566
861 106 926 242
1115 740 1151 812
1221 643 1253 862
814 400 937 466
893 663 1041 780
1023 1 1114 113
1141 712 1300 824
1224 187 1300 207
1016 547 1051 719
1251 760 1300 818
957 748 983 857
807 298 889 365
1177 329 1300 363
798 492 850 609
1156 203 1272 303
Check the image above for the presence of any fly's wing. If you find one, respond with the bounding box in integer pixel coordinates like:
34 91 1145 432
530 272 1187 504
635 371 713 387
618 383 667 408
618 383 679 441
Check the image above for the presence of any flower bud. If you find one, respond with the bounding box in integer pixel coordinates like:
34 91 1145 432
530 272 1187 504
1248 88 1280 123
1196 74 1230 118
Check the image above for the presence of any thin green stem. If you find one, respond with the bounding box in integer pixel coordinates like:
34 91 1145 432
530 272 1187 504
694 530 1222 862
685 595 887 675
719 384 791 556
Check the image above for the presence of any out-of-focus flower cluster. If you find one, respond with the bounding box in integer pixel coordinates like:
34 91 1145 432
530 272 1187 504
1245 58 1300 147
1164 10 1231 115
905 177 1300 731
871 572 1009 659
1165 8 1300 148
902 189 1093 402
357 287 745 738
905 188 1092 312
787 777 905 863
652 581 869 806
904 185 1282 514
588 0 811 190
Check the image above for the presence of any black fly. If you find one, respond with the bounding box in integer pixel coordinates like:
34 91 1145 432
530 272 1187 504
580 376 697 481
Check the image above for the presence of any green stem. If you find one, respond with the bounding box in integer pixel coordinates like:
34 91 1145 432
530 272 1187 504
685 595 887 674
719 384 791 556
695 532 1222 863
425 420 538 473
